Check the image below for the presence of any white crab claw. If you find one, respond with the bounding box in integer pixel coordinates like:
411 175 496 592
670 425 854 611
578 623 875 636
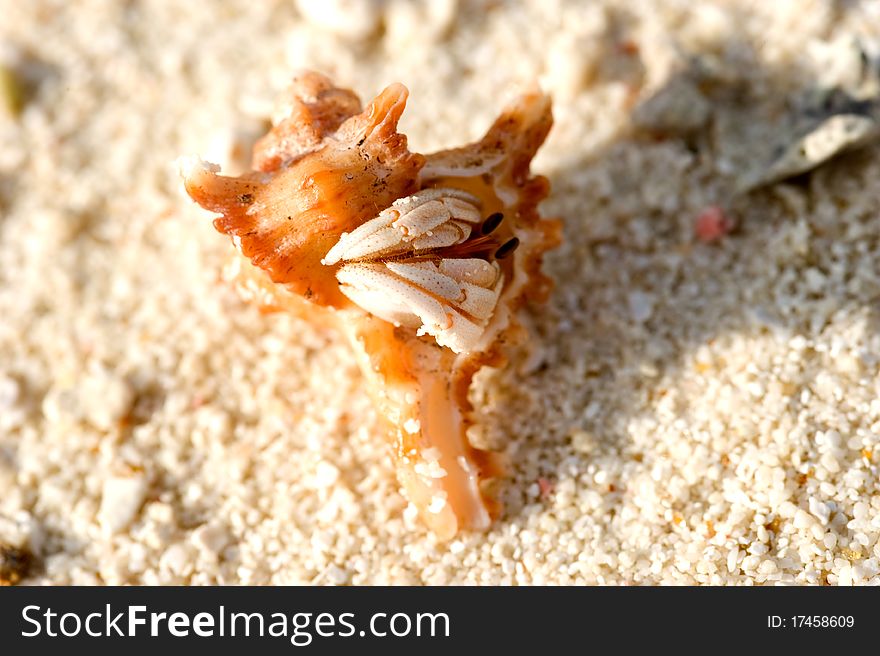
323 189 504 353
410 221 472 250
335 259 502 353
386 261 465 301
322 212 400 265
322 188 482 265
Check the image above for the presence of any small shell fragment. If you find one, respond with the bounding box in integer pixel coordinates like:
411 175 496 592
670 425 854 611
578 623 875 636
735 39 880 193
99 472 148 534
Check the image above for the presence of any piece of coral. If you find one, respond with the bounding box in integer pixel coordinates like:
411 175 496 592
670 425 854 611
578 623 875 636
181 71 560 538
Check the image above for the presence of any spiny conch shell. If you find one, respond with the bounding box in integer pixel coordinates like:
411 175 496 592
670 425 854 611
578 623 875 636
180 71 561 539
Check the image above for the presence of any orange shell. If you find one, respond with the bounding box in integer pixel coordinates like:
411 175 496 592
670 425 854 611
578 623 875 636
182 72 560 538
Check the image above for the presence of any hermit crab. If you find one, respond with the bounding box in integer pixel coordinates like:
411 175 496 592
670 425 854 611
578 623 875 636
181 72 560 538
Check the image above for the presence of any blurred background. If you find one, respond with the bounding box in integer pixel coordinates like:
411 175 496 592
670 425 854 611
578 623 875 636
1 0 879 585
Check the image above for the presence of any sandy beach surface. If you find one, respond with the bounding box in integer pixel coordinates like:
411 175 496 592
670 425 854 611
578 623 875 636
1 0 879 585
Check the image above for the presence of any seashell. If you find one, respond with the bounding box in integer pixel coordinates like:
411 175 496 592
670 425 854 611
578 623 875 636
181 71 561 538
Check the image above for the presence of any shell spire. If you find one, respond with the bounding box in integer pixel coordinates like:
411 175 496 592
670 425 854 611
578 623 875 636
182 72 560 538
181 72 425 306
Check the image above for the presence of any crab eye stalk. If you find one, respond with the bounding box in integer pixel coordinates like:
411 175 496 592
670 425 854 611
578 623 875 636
481 212 504 235
494 237 520 260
